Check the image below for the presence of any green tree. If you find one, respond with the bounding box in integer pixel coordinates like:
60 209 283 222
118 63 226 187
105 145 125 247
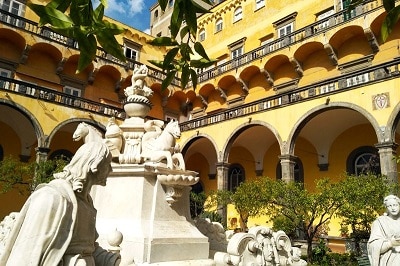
28 0 216 90
335 173 392 255
207 178 270 231
262 178 345 262
0 156 67 194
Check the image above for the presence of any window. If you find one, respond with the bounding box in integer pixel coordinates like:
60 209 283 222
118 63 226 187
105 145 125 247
0 0 25 27
273 12 297 47
168 0 174 8
347 146 381 176
255 0 265 10
0 68 11 89
278 23 293 38
233 7 242 23
315 8 334 32
228 164 245 192
339 0 356 20
154 10 159 21
124 42 140 61
64 86 81 97
199 28 206 42
231 46 243 59
215 18 223 33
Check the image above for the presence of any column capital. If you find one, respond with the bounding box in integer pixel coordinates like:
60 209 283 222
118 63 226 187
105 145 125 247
375 141 399 150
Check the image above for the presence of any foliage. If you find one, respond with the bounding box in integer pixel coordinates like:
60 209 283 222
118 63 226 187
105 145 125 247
272 215 298 239
311 239 332 265
148 0 216 90
27 0 125 73
28 0 216 90
207 178 271 231
199 211 223 224
190 191 207 218
335 173 392 255
0 156 67 194
0 155 34 194
351 0 399 41
310 240 358 266
261 178 345 262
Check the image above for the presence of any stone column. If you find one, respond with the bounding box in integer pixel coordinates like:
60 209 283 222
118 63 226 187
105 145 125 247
35 146 50 163
375 141 399 184
216 161 230 191
279 154 297 183
216 161 230 227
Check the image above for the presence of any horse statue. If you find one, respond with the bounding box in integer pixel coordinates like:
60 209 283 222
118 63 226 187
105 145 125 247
72 121 123 160
140 120 185 170
72 122 103 143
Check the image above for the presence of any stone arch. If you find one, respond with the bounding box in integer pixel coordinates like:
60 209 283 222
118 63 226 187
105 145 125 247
286 102 382 156
221 120 282 162
0 98 45 147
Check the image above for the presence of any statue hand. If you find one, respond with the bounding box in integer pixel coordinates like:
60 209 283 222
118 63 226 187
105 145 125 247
390 236 400 246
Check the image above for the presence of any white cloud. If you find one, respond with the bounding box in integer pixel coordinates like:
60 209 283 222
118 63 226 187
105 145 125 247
105 0 145 17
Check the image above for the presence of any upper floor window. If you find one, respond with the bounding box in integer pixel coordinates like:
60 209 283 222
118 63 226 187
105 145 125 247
255 0 265 10
199 28 206 42
64 86 81 97
215 18 223 33
228 164 245 192
124 41 141 61
231 46 243 59
315 8 334 32
168 0 174 8
153 10 159 21
0 0 25 26
278 23 293 38
233 7 243 23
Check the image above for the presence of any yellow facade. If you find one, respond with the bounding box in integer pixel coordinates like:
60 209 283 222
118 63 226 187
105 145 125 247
1 0 400 244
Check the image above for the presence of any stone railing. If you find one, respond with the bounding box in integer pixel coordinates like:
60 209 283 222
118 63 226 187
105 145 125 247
0 9 181 86
0 77 125 119
180 57 400 131
197 0 385 83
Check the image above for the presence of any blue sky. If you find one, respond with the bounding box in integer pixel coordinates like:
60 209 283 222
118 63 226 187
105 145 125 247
101 0 155 34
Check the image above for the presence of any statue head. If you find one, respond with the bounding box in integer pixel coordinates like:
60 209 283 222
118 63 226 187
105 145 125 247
384 194 400 218
54 142 112 192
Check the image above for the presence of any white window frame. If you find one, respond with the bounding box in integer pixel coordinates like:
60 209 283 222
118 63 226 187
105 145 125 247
255 0 265 10
124 43 140 61
199 28 206 42
0 0 25 26
315 8 334 32
63 86 81 97
231 46 243 59
233 7 243 23
215 18 223 33
278 22 293 38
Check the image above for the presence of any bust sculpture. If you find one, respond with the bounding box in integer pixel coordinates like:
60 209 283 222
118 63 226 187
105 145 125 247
368 194 400 265
0 142 121 265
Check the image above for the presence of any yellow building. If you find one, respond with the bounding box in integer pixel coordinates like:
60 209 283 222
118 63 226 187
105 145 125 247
1 0 400 245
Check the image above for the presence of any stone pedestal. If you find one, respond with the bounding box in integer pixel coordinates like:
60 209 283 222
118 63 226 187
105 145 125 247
91 163 211 265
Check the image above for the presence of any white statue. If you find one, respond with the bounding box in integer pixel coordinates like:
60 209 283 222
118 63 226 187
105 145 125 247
0 142 121 265
368 194 400 265
141 119 185 170
124 65 153 101
214 226 307 266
